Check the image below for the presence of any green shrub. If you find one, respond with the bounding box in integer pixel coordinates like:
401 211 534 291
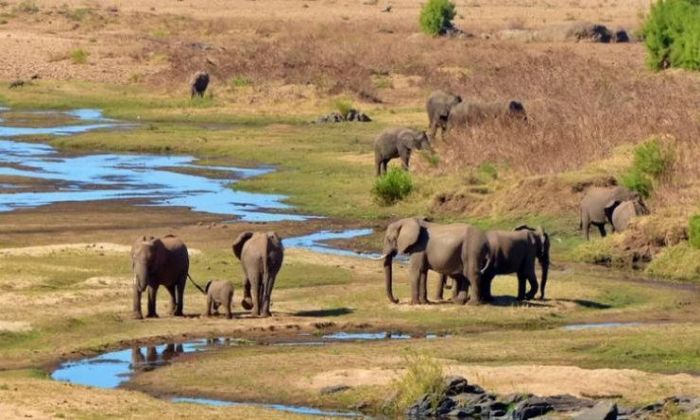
690 214 700 249
645 243 700 281
230 76 251 88
372 168 413 205
419 0 456 36
386 353 445 415
70 49 89 64
642 0 700 71
621 168 653 198
334 100 354 117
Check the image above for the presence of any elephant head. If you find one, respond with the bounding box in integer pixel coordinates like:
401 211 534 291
404 130 433 153
514 225 550 299
603 192 648 224
131 236 165 293
379 218 423 304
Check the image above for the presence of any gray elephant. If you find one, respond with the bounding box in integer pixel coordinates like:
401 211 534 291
205 280 234 319
426 90 462 141
580 186 646 240
131 234 190 319
374 127 432 176
612 199 649 232
191 71 209 98
232 231 284 317
447 100 527 131
376 217 491 305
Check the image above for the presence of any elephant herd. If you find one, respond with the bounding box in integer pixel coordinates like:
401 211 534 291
130 231 283 320
373 90 528 176
579 185 650 240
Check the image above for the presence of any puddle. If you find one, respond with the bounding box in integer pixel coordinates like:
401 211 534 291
322 331 411 340
562 322 642 331
286 229 379 258
172 397 360 417
0 109 307 221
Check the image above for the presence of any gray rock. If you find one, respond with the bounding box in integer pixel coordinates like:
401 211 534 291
319 384 351 395
544 394 595 412
566 22 613 43
443 376 469 396
574 402 618 420
513 397 554 420
436 397 457 415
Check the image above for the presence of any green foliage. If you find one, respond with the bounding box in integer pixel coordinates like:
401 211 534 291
70 49 89 64
621 137 674 198
477 162 498 180
387 353 445 415
372 168 413 205
230 76 252 88
645 242 700 281
334 100 354 117
642 0 700 71
419 0 456 36
13 0 39 14
689 214 700 249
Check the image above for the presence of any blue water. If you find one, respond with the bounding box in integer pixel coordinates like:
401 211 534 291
285 229 378 258
0 108 306 221
172 397 360 417
322 331 411 341
562 322 641 331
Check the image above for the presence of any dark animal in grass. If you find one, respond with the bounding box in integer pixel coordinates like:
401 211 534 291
579 186 647 240
373 127 432 176
447 100 527 131
426 90 462 141
205 280 234 319
190 71 210 98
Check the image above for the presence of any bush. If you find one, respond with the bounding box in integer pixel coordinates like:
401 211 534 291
386 353 445 415
372 168 413 205
419 0 456 36
642 0 700 71
334 100 354 117
621 137 674 198
621 168 653 198
690 214 700 249
70 49 89 64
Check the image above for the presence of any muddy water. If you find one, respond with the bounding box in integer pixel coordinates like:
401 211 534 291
0 108 305 221
51 332 436 417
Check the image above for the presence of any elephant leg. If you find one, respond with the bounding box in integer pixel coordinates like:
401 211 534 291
597 224 607 238
225 295 233 319
582 214 590 240
465 261 488 305
453 274 470 305
381 160 388 176
261 274 275 317
175 277 185 316
251 277 261 317
516 273 528 300
400 153 410 171
146 285 159 318
132 282 143 320
435 274 447 301
166 285 177 316
525 266 538 300
206 295 213 317
241 278 253 310
409 256 423 305
429 121 437 141
418 270 429 304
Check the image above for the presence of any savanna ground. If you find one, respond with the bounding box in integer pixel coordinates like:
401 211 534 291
0 0 699 418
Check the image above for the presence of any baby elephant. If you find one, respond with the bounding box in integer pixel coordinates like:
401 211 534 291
374 127 432 176
205 280 234 319
612 199 649 232
190 71 209 98
447 100 527 132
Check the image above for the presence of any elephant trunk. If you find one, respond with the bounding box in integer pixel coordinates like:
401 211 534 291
383 252 399 304
134 263 148 293
539 257 549 300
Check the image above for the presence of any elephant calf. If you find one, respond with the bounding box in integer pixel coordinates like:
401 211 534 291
612 199 649 232
374 127 432 176
232 231 284 317
205 280 234 319
447 100 527 132
579 185 647 240
426 90 462 141
191 71 209 98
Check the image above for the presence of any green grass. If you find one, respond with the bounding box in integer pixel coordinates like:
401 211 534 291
386 353 446 415
645 243 700 281
419 0 456 35
689 214 700 249
372 168 414 205
69 49 89 65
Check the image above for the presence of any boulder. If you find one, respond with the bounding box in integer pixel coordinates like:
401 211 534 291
573 402 618 420
513 397 554 420
566 22 612 43
443 375 469 396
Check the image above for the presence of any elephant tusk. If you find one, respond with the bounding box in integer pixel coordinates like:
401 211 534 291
370 253 391 261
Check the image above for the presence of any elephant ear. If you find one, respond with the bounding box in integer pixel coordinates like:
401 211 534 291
604 200 621 223
232 232 254 260
397 218 421 254
513 224 534 232
535 226 549 257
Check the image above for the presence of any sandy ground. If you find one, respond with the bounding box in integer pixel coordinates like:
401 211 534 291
304 364 700 403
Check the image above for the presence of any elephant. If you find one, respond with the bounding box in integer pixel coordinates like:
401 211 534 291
131 234 190 319
374 127 432 176
426 90 462 141
232 231 284 317
205 280 234 319
447 100 527 131
377 217 492 305
481 225 550 301
612 199 650 232
191 71 209 98
579 185 646 240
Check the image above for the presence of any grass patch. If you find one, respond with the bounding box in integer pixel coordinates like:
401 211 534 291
689 214 700 249
69 49 89 65
643 0 700 71
13 0 38 14
230 76 252 88
386 352 445 415
334 99 354 117
645 243 700 281
372 168 413 205
419 0 456 35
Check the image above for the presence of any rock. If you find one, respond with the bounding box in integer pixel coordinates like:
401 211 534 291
313 109 371 124
574 402 618 420
513 397 554 420
502 393 533 406
406 393 434 418
544 394 595 412
436 397 456 415
319 384 351 395
566 22 613 43
443 375 469 396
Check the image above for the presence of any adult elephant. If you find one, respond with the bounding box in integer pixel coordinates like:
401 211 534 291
190 71 209 98
374 127 432 176
447 100 527 131
612 199 650 232
580 185 645 240
377 217 491 305
232 231 284 317
131 234 190 319
426 90 462 141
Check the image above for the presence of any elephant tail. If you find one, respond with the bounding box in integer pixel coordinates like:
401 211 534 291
187 273 207 295
479 255 492 275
